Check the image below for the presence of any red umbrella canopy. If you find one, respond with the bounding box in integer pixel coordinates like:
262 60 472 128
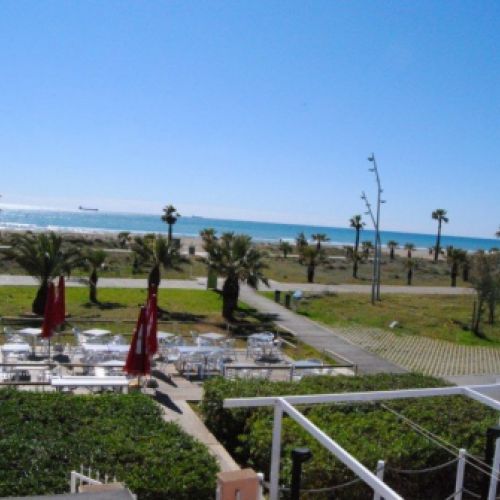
41 282 57 339
53 275 66 326
146 292 158 356
124 306 151 376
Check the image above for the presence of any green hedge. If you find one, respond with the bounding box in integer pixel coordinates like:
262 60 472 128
0 390 218 499
202 374 497 499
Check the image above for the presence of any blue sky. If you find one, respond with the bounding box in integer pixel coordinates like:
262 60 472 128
0 1 499 238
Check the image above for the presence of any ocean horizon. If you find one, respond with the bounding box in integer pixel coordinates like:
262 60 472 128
0 207 498 252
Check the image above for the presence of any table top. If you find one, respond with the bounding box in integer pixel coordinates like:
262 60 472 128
83 329 111 337
158 331 175 339
1 343 31 352
175 346 222 355
17 328 42 336
248 332 274 342
51 376 128 387
83 344 129 353
199 332 226 341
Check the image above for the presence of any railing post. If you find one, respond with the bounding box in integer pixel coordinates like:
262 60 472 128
269 400 283 500
70 472 77 493
454 449 466 500
373 460 385 500
488 438 500 500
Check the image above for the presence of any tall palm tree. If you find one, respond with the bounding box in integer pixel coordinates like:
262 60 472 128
296 232 308 264
350 215 365 253
404 243 415 259
3 232 79 314
84 249 106 303
432 209 449 263
406 258 414 285
311 233 330 251
131 234 187 289
299 245 325 283
201 231 268 320
361 240 373 259
278 240 293 259
161 205 181 243
387 240 398 261
350 215 365 278
448 248 466 287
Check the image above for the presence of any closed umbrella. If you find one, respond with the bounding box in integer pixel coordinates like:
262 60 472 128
53 275 66 326
124 307 150 377
146 292 158 356
41 283 57 361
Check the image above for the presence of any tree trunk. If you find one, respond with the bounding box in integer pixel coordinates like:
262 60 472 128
168 225 172 243
353 259 358 279
316 241 321 251
488 300 496 325
32 280 48 315
434 221 441 263
89 269 98 303
354 230 360 255
473 298 486 337
390 247 395 260
148 263 161 290
462 265 469 282
407 268 413 285
407 249 412 259
451 263 457 287
222 275 239 321
307 264 315 283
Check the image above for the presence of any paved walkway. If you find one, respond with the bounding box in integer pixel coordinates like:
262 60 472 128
239 285 406 374
0 274 473 295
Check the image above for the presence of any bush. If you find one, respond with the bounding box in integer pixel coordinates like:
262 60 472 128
0 390 218 499
201 374 496 499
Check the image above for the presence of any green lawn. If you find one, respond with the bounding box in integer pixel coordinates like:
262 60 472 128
262 291 500 347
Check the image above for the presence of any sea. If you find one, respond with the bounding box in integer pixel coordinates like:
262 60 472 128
0 207 498 252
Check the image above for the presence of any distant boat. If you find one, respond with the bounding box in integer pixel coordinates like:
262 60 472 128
78 206 99 212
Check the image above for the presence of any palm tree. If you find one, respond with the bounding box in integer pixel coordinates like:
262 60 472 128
296 232 308 264
278 240 293 259
406 258 414 285
299 244 325 283
361 240 373 259
404 243 415 259
200 231 268 320
161 205 181 243
432 209 449 263
3 232 79 314
84 249 106 303
117 231 131 249
350 215 365 278
311 233 330 251
387 240 398 261
448 248 466 287
131 234 187 289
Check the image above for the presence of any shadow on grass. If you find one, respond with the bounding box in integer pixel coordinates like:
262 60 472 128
82 301 126 310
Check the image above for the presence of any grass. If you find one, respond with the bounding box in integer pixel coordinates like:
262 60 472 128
262 291 500 347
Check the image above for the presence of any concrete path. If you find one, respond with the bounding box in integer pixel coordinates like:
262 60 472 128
239 285 406 375
0 274 473 295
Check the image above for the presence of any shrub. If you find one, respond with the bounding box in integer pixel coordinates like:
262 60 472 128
201 374 496 499
0 390 218 499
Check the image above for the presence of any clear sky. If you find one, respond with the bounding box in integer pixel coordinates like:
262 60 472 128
0 1 499 238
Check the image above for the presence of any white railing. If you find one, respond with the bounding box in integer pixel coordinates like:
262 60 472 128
70 465 113 493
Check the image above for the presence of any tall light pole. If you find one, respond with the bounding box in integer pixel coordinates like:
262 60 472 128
362 153 385 303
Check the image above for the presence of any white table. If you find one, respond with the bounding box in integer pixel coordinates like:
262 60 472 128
51 376 129 393
82 329 111 337
158 331 175 340
17 328 42 336
199 332 226 341
2 343 31 353
248 332 274 343
83 344 129 353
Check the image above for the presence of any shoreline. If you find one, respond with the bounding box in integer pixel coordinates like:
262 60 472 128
0 227 437 260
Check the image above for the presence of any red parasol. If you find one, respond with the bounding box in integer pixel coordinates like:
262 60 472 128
124 306 150 376
41 282 57 339
53 275 66 326
146 292 158 356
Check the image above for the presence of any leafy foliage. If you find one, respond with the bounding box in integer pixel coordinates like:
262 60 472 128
202 374 497 499
0 390 217 499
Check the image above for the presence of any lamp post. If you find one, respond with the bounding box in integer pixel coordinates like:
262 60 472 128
362 154 385 303
290 447 312 500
